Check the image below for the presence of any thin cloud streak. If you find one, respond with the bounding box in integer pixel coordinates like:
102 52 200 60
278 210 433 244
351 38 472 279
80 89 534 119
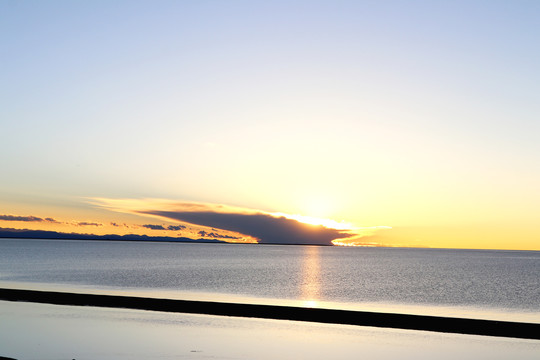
74 222 102 227
140 224 187 231
141 224 166 230
167 225 186 231
0 215 59 223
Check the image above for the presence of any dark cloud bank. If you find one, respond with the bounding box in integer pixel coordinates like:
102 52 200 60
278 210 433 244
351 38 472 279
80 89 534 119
144 210 353 246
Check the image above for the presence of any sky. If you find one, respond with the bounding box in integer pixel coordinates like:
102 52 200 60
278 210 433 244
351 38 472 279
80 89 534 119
1 0 539 249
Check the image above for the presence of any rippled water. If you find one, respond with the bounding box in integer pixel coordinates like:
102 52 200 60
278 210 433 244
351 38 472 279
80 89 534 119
1 238 539 318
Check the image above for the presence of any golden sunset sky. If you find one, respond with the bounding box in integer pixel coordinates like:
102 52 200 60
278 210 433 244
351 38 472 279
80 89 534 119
1 1 539 250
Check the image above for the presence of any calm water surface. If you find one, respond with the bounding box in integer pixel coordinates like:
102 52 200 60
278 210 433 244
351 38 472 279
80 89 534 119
1 238 539 320
3 301 539 360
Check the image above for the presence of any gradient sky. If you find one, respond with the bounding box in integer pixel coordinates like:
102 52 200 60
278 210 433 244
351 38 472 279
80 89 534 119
1 1 539 249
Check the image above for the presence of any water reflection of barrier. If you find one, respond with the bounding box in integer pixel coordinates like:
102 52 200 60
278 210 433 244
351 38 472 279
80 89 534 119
1 288 538 340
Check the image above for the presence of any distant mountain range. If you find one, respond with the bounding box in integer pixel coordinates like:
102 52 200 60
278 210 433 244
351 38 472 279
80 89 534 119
0 227 226 244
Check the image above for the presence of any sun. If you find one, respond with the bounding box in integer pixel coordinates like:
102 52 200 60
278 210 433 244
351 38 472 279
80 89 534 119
302 197 333 218
269 196 353 230
272 212 353 231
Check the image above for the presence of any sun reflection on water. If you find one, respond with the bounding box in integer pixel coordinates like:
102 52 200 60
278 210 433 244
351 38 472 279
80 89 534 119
300 246 321 307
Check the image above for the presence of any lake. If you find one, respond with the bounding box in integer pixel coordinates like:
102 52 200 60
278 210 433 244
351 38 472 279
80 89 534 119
1 238 539 359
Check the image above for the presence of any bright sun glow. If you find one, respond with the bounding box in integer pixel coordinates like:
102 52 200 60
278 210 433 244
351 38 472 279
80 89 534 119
305 199 329 216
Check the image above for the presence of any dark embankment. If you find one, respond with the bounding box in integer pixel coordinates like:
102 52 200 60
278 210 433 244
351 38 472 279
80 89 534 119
1 288 538 340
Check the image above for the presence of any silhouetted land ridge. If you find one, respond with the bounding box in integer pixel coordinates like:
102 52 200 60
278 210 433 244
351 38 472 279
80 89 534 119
1 288 538 340
0 228 226 244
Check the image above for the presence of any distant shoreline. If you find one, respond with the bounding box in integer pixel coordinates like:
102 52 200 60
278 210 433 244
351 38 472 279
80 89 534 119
0 228 226 244
0 229 334 246
1 230 539 251
1 288 539 340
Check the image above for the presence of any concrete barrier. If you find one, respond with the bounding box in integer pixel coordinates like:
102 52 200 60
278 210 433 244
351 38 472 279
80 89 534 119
1 288 538 340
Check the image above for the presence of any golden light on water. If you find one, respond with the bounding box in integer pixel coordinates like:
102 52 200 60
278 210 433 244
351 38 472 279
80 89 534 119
302 300 319 308
300 246 321 306
332 239 380 247
332 241 362 247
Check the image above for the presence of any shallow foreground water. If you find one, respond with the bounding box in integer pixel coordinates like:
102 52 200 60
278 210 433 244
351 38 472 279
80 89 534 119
1 301 539 360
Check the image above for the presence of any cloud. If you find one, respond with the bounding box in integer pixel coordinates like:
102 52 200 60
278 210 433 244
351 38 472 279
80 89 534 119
88 198 256 216
141 224 166 230
44 217 60 223
90 198 390 246
168 225 186 231
198 230 240 240
111 222 132 228
0 215 56 222
144 209 352 245
140 224 187 231
75 222 102 227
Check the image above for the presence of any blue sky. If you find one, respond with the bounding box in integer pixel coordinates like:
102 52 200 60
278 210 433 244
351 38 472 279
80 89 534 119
1 1 539 249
